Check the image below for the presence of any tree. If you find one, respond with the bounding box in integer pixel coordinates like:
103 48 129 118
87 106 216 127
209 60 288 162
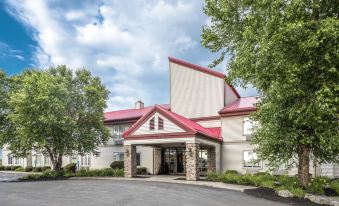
202 0 339 187
1 66 110 171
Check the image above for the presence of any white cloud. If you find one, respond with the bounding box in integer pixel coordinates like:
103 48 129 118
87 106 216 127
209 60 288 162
5 0 257 111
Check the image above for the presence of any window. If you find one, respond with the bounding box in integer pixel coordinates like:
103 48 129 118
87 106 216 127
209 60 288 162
113 152 124 161
81 154 91 166
243 151 261 168
14 158 21 165
44 156 50 165
34 154 42 166
8 155 13 165
149 117 155 130
243 117 253 135
112 125 129 139
158 117 164 130
136 153 141 166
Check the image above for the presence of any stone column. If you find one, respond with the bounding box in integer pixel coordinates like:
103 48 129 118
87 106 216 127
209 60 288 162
124 145 137 178
153 147 162 175
207 147 216 173
186 142 200 181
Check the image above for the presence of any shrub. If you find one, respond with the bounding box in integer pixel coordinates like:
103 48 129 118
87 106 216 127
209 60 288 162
41 166 51 172
110 161 124 169
137 167 147 175
307 177 329 195
330 180 339 195
32 167 42 172
15 167 25 172
21 174 40 180
64 163 77 173
254 172 269 176
5 166 12 170
224 170 238 175
11 166 21 171
41 170 63 178
25 166 33 172
0 165 5 170
207 172 220 181
289 187 305 198
75 168 124 177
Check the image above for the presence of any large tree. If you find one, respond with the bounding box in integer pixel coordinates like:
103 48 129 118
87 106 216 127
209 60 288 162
202 0 339 187
1 66 110 171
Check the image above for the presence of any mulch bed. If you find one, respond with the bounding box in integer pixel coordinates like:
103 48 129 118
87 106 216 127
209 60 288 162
244 187 327 206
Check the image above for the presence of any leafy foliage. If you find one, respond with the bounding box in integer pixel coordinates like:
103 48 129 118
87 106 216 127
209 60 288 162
202 0 339 187
110 161 124 169
0 66 110 171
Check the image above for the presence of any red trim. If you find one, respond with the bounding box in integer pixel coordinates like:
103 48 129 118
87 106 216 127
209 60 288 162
190 116 220 122
124 132 195 140
123 106 194 138
168 56 241 98
168 56 225 78
220 109 256 117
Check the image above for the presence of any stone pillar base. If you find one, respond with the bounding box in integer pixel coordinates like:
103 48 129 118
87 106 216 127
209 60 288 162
207 147 216 173
154 147 161 175
186 142 200 181
124 145 137 178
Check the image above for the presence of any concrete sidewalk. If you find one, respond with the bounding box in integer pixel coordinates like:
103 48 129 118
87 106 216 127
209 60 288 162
69 175 256 192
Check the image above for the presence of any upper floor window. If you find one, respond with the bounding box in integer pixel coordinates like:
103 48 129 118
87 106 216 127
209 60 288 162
112 125 129 139
8 155 13 165
158 117 164 130
14 158 21 165
149 117 155 130
243 117 253 135
243 151 261 168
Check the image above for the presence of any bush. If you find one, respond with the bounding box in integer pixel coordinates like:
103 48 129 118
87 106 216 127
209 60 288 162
207 172 220 181
21 174 40 180
0 165 5 170
11 166 21 171
137 167 147 175
32 167 42 172
224 170 239 175
254 172 269 176
5 166 12 170
25 166 33 172
41 170 63 178
15 167 25 172
64 163 77 173
307 177 328 195
75 168 124 177
330 180 339 195
41 166 51 172
110 161 124 169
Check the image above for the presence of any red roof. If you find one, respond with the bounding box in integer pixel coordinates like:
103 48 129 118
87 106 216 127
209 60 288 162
123 105 222 142
104 104 170 122
219 96 258 114
168 56 241 98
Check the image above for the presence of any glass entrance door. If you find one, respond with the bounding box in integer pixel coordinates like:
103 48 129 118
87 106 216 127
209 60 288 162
161 147 185 174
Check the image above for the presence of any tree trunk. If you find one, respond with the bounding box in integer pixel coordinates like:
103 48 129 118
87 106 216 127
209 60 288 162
298 145 311 188
52 154 63 171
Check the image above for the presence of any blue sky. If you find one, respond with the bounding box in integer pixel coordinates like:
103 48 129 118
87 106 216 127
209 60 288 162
1 0 257 111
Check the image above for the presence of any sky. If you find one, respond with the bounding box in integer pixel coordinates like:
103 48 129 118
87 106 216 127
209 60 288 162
1 0 258 111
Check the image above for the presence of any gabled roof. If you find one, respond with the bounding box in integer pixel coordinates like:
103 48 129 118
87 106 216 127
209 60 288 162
104 104 170 122
168 56 241 98
219 96 258 115
123 105 222 142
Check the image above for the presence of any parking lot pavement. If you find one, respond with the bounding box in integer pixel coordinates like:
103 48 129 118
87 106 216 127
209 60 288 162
0 171 25 182
0 180 289 206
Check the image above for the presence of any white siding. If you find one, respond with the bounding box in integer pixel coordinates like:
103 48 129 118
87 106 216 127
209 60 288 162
133 112 184 135
221 115 249 142
196 119 221 128
170 62 224 119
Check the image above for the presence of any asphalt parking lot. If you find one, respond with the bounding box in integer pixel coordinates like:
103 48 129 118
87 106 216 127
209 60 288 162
0 177 290 206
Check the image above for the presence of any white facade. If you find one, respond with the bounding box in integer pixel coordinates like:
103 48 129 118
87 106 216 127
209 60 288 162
1 57 338 178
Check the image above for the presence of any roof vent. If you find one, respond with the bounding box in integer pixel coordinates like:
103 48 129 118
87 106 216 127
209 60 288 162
135 100 144 109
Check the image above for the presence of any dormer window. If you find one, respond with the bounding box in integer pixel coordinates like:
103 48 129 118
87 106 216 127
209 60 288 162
158 117 164 130
149 117 155 130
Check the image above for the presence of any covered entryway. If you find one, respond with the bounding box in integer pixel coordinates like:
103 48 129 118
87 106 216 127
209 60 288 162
122 105 221 181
